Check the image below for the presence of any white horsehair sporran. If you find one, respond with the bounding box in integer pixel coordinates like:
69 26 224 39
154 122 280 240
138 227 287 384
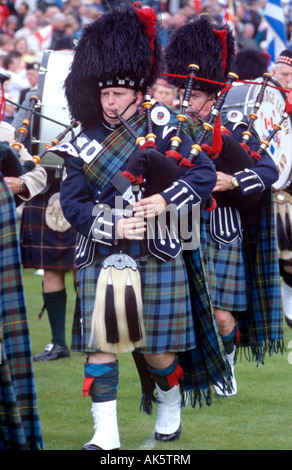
89 252 145 354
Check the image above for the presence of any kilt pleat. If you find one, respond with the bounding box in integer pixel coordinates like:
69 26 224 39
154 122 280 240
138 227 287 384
20 169 77 270
202 216 247 312
72 251 196 354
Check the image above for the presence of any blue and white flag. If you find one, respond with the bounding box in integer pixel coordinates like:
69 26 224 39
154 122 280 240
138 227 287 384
263 0 287 64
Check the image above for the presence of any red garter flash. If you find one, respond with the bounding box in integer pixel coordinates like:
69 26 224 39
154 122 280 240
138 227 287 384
82 377 95 397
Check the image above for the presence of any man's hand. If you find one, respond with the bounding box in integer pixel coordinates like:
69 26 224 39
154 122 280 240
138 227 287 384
4 176 22 194
213 171 233 192
116 194 167 240
133 194 167 218
116 214 146 240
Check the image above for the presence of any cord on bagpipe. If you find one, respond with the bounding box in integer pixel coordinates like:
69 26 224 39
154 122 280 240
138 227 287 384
178 71 239 211
117 65 203 195
218 80 292 173
202 73 273 180
211 84 292 209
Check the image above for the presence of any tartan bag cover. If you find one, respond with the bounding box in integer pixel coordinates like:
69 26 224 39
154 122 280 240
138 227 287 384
0 176 43 450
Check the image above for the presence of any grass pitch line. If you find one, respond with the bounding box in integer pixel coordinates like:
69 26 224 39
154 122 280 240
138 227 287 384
139 436 156 450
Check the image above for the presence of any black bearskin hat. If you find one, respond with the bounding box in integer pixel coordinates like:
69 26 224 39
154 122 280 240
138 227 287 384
164 14 235 94
232 49 269 80
65 2 162 127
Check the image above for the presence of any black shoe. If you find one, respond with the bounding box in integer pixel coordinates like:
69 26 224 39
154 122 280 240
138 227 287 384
82 444 120 450
82 444 103 450
33 344 70 362
155 424 181 442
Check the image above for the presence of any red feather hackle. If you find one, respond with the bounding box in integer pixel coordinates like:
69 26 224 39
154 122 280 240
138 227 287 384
132 2 157 65
212 28 228 73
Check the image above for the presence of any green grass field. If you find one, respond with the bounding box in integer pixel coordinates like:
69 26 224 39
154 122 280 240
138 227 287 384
22 268 292 451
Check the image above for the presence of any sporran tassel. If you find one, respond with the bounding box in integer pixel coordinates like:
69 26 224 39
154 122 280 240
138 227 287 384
89 254 145 354
105 281 119 344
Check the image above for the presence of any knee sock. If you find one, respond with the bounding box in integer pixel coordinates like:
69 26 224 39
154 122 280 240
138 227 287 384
83 361 119 402
43 289 67 347
146 357 183 391
82 361 120 450
221 322 238 355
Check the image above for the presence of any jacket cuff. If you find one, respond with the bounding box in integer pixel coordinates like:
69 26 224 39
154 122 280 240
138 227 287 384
234 168 265 194
91 203 115 246
160 180 201 213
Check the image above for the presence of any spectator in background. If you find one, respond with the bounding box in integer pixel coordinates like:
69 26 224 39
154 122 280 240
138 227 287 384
0 0 17 30
77 2 91 28
151 77 177 106
42 4 62 23
14 13 40 53
13 36 36 66
237 22 261 51
170 9 186 31
2 14 19 37
37 0 63 12
19 61 40 104
48 12 66 49
2 50 29 102
86 0 105 14
54 13 81 49
0 32 13 53
15 1 30 29
245 0 262 37
158 11 172 48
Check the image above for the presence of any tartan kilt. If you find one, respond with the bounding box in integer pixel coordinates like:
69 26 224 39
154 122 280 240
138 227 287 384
72 245 196 354
202 213 247 312
20 168 77 270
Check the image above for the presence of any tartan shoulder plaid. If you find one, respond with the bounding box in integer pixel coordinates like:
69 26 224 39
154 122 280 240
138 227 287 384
180 243 232 406
239 189 284 362
83 112 147 198
0 177 43 450
188 118 284 362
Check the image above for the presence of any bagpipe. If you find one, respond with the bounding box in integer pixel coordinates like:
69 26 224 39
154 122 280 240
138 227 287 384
0 78 37 181
30 119 79 165
114 66 241 211
0 86 79 206
116 65 212 197
115 68 292 216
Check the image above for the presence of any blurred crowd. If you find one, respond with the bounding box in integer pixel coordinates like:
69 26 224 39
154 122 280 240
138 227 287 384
0 0 291 122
